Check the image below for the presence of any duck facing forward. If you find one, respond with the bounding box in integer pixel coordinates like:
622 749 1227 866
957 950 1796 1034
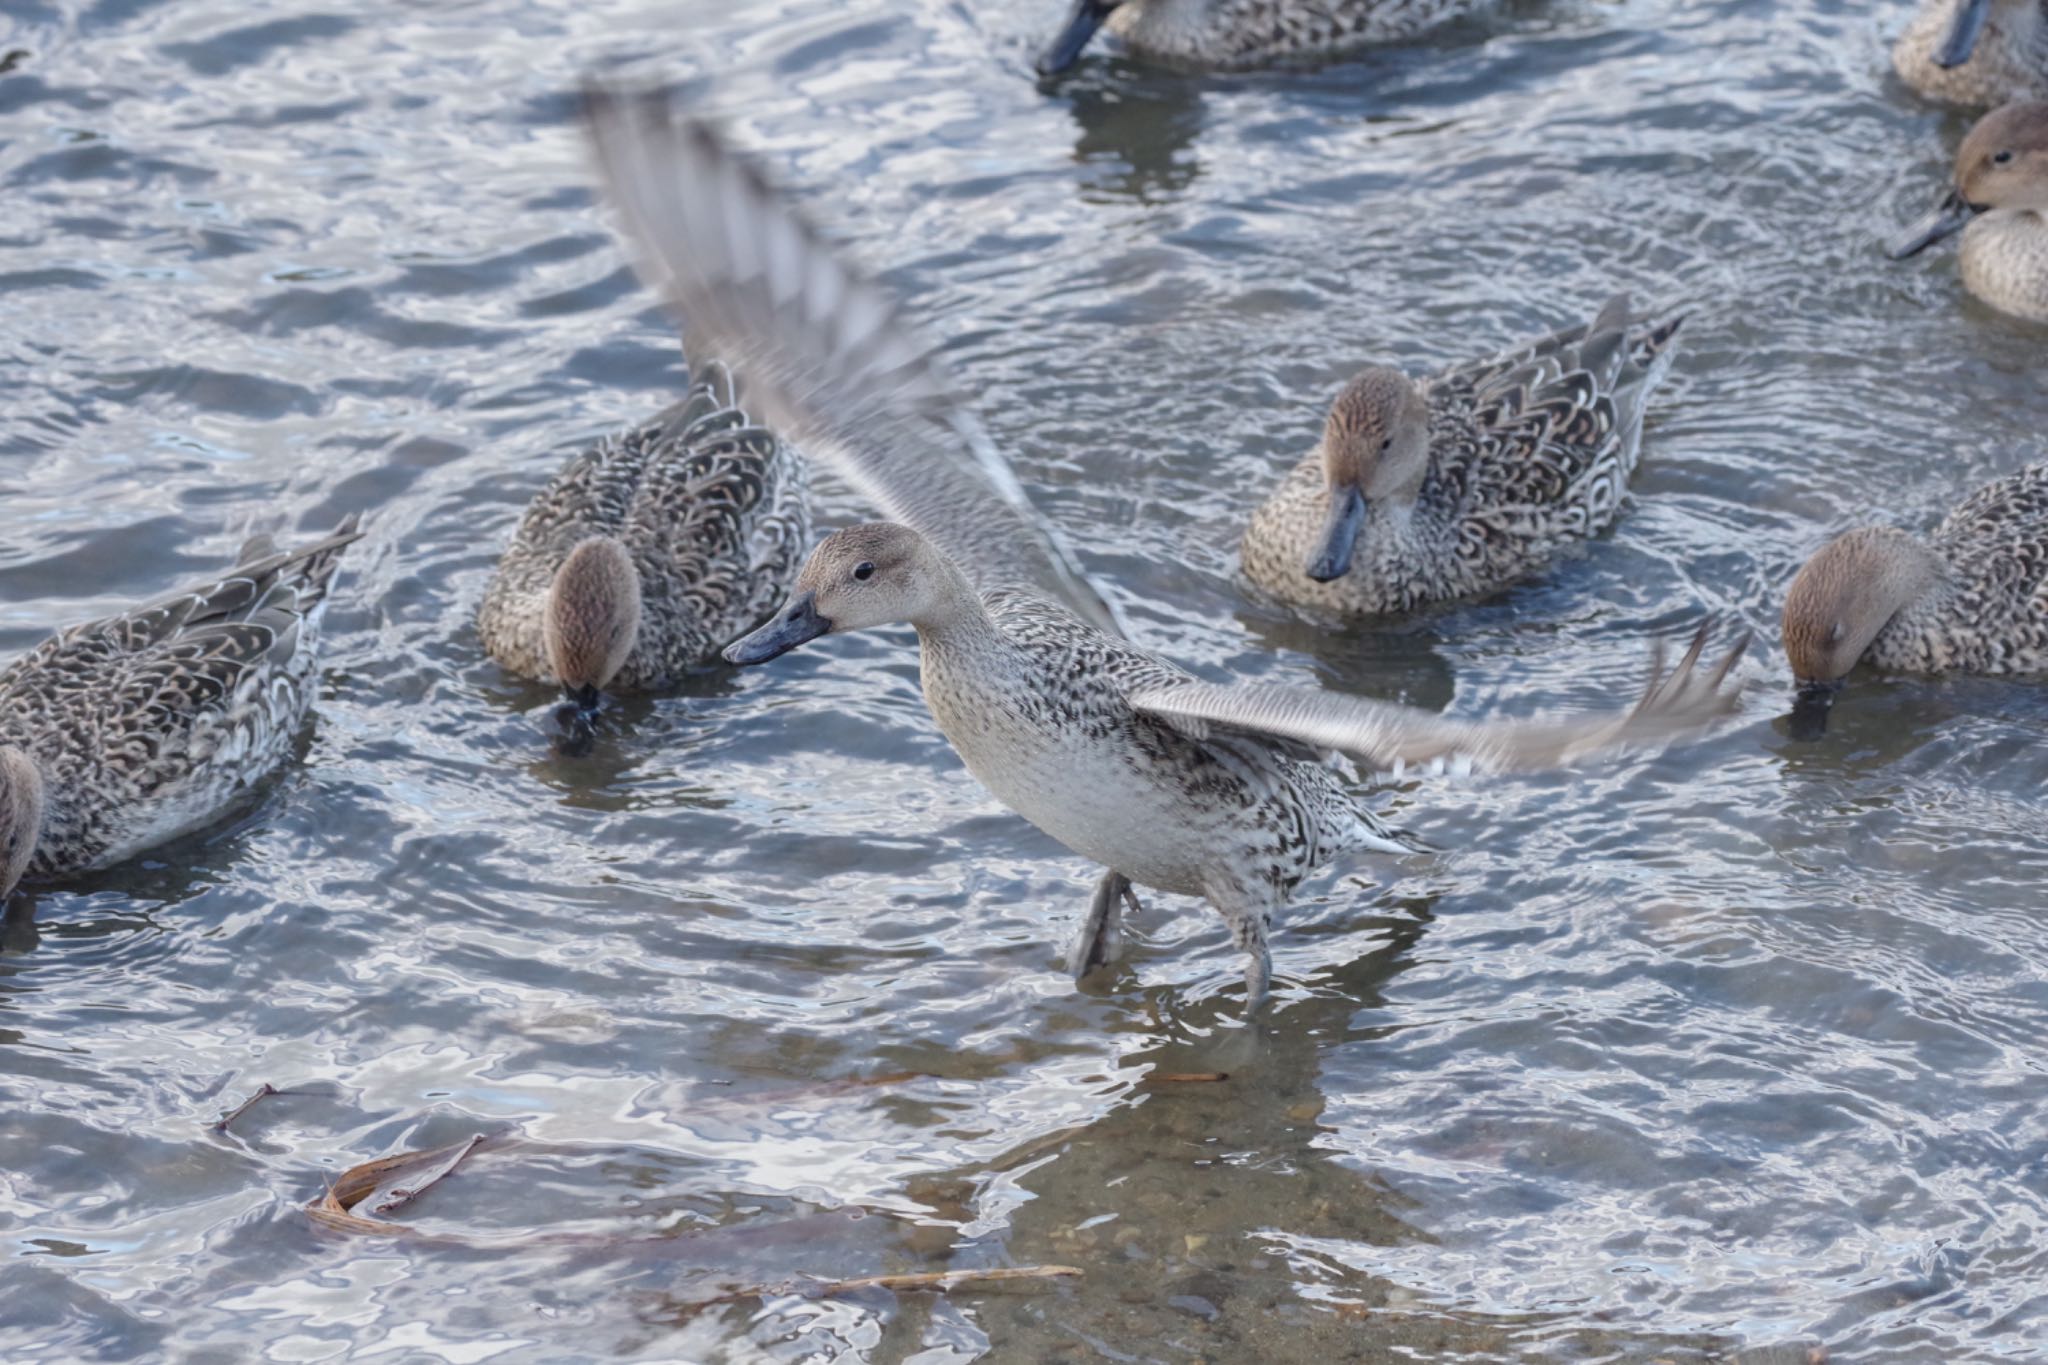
0 518 362 904
477 358 809 742
1891 100 2048 323
1782 463 2048 738
583 85 1748 1013
1037 0 1500 75
1893 0 2048 108
1242 296 1682 618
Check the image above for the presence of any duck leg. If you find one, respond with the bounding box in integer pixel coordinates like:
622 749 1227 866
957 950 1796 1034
1208 880 1279 1015
1067 868 1139 980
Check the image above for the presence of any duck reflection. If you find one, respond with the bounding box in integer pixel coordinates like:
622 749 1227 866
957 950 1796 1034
917 899 1442 1344
1232 596 1460 713
3 892 39 955
1054 66 1209 202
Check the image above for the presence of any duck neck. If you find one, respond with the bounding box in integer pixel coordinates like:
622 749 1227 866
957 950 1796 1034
908 558 1006 659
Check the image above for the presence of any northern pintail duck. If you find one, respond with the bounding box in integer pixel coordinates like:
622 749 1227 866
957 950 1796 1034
1890 101 2048 323
476 357 809 743
0 518 362 904
1782 462 2048 737
1242 298 1682 617
1893 0 2048 108
1037 0 1497 75
583 87 1747 1013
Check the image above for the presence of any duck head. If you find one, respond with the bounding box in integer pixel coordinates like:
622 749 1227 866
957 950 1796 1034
544 535 642 746
1038 0 1125 76
1304 367 1430 583
725 523 960 665
0 746 44 902
1780 527 1942 739
1892 100 2048 258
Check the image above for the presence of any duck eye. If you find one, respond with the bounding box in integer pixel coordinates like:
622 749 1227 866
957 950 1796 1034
1380 437 1392 452
1994 150 2015 165
852 561 875 582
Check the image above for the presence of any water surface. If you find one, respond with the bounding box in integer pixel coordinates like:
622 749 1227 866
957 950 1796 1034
3 0 2046 1360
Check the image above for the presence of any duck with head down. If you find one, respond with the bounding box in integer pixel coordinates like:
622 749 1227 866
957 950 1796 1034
1891 100 2048 323
1242 295 1683 618
1781 464 2048 739
1893 0 2048 108
1036 0 1498 76
477 360 809 750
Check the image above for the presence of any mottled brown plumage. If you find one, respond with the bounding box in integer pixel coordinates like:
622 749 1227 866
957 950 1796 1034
1039 0 1502 74
1244 296 1682 617
1781 464 2048 730
0 518 361 899
478 359 809 699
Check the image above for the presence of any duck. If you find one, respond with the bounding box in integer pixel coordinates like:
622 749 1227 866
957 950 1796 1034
1036 0 1498 75
582 85 1748 1013
476 356 810 745
1241 297 1682 618
1890 100 2048 323
0 517 362 906
1893 0 2048 108
1781 463 2048 738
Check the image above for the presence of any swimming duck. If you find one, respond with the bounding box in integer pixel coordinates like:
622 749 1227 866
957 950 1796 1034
1242 297 1682 617
0 517 362 905
1890 100 2048 323
583 86 1747 1011
476 357 810 743
1782 463 2048 738
1037 0 1496 75
1893 0 2048 108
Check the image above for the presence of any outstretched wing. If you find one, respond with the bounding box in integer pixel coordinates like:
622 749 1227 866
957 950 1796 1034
1126 620 1747 775
578 82 1125 637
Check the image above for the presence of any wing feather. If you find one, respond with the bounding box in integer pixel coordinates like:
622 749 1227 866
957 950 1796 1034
578 82 1126 637
1128 621 1748 775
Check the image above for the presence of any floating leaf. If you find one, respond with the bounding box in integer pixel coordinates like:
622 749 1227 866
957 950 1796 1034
306 1133 492 1235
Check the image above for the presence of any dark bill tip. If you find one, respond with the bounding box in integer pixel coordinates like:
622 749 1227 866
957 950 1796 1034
551 691 601 758
1934 0 1991 68
1787 680 1843 742
1889 188 1979 260
1304 485 1368 583
1037 0 1115 77
724 592 831 666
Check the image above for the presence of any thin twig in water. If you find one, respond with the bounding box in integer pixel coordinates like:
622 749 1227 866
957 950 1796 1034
690 1263 1082 1310
211 1083 279 1133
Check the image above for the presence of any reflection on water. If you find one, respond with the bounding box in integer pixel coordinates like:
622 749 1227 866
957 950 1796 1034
3 0 2048 1361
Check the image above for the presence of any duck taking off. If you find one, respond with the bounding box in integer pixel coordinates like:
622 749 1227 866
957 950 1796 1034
0 518 362 905
1893 0 2048 108
1781 463 2048 739
1037 0 1499 75
1241 297 1682 618
1890 101 2048 324
582 86 1747 1012
477 359 809 745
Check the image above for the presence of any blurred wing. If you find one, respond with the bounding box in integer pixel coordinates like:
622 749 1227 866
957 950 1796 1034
580 83 1126 637
1128 621 1747 774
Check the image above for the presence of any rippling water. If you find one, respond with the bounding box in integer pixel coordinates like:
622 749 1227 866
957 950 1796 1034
4 0 2046 1360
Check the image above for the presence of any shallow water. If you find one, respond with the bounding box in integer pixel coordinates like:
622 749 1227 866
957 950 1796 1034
3 0 2046 1360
